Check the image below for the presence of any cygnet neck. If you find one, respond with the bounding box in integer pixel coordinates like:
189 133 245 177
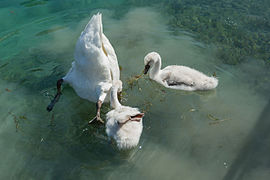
149 56 162 80
110 84 121 109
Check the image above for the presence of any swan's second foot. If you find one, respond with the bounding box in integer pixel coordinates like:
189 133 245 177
88 115 104 124
88 100 104 124
46 79 64 112
47 92 61 111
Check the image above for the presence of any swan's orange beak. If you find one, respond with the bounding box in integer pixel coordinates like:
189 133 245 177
143 64 150 74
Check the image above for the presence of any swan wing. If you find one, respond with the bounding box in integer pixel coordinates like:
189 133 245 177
161 65 218 90
102 34 120 81
161 66 196 87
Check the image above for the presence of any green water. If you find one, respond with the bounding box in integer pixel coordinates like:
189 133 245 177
0 0 270 179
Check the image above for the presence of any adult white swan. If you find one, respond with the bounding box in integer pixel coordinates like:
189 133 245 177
143 52 218 91
106 80 144 150
47 13 121 124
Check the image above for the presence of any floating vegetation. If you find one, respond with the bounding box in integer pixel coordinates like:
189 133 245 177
209 119 230 125
126 73 143 89
20 0 48 7
5 88 12 92
19 115 27 120
207 114 230 125
8 112 27 132
207 114 219 121
161 0 270 65
35 26 66 36
141 101 153 113
119 65 123 71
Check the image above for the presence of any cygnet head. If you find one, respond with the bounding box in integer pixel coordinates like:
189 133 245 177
106 107 144 128
106 80 144 150
106 107 144 150
143 52 161 75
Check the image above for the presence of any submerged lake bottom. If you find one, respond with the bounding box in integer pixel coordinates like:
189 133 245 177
0 3 270 180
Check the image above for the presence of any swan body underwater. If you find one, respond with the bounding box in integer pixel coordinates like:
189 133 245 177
143 52 218 91
106 80 144 150
47 13 121 123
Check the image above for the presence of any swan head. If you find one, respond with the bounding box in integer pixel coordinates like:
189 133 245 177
143 52 161 75
106 106 144 150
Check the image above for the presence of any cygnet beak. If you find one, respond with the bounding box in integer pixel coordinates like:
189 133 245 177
118 113 145 127
131 113 145 122
143 64 150 74
131 113 144 119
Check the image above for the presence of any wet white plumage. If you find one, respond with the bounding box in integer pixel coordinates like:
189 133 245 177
106 80 144 150
63 13 120 104
144 52 218 91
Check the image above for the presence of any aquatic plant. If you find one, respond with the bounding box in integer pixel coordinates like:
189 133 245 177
161 0 270 65
118 0 269 66
126 74 143 89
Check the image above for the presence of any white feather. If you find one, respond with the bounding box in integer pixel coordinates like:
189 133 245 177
106 80 144 150
63 13 121 103
144 52 218 91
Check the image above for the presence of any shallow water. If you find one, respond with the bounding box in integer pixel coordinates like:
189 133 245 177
0 1 270 180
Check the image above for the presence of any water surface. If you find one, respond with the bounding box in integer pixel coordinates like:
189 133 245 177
0 1 270 179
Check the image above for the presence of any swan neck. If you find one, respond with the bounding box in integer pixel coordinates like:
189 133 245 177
110 85 121 109
149 57 161 79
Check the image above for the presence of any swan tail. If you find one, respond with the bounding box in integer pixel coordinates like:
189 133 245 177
82 13 102 35
78 13 103 48
74 13 104 62
203 76 218 90
98 13 103 42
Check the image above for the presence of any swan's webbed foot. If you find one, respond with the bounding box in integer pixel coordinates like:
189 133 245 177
88 100 104 124
47 92 61 111
46 79 63 112
88 114 104 124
